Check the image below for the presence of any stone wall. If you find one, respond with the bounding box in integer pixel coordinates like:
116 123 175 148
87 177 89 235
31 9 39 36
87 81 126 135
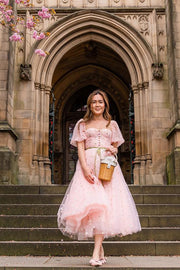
0 24 18 184
166 0 180 184
1 0 180 185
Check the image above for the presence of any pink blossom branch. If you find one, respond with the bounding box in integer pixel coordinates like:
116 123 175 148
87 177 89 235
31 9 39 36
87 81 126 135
0 1 56 56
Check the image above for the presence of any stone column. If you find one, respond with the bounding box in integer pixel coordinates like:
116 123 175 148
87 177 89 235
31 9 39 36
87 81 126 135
132 85 141 184
138 83 146 184
143 82 152 184
44 86 51 185
166 0 180 184
133 82 152 185
32 83 41 184
32 83 51 185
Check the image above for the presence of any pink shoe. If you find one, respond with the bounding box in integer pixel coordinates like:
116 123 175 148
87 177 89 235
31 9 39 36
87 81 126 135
89 258 103 266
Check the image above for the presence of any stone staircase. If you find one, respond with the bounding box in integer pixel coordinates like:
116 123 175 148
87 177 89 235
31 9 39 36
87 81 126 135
0 185 180 256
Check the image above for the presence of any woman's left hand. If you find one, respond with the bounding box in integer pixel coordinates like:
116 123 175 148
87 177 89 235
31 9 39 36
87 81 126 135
105 145 118 156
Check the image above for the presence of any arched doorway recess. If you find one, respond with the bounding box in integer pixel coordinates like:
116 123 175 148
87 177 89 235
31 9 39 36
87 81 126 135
29 10 155 185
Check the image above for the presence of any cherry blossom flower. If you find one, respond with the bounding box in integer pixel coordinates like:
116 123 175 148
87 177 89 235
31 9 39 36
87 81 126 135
38 6 51 19
9 32 22 41
26 18 35 29
35 49 46 57
0 0 9 5
5 9 12 15
0 1 55 56
32 30 46 40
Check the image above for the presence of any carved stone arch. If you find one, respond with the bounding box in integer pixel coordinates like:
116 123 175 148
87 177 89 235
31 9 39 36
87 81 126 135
29 9 155 87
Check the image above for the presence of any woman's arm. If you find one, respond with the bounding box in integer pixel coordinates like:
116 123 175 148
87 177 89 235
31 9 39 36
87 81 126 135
77 141 95 184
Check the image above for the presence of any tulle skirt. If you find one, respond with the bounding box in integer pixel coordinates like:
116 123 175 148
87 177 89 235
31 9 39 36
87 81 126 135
57 148 141 240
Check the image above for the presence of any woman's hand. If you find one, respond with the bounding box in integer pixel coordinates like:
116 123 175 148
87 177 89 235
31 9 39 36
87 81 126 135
105 145 118 156
82 166 95 184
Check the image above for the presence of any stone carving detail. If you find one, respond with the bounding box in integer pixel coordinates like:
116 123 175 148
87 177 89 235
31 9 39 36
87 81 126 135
36 0 43 3
20 64 32 81
62 0 69 3
139 0 145 2
87 0 95 3
152 63 164 80
138 15 149 33
113 0 120 3
85 41 97 58
118 14 150 37
159 30 164 36
159 46 165 52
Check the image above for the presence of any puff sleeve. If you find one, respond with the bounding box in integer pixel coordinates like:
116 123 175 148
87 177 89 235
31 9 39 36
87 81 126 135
111 120 125 147
70 119 87 147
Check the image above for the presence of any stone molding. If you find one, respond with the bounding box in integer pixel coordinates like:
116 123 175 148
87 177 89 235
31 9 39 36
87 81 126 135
0 122 18 141
167 120 180 139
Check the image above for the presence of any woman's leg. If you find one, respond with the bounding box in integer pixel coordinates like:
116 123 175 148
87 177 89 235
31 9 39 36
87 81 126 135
92 234 104 260
100 244 104 259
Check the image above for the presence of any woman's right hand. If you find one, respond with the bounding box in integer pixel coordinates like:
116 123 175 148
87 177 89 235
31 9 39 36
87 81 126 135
82 166 95 184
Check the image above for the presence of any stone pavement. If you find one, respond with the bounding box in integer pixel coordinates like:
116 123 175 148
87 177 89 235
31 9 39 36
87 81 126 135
0 256 180 269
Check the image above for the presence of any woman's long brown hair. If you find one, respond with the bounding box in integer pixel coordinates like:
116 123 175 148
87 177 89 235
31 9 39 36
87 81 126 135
83 90 112 126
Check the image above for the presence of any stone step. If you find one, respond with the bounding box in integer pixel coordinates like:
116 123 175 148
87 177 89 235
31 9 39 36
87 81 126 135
1 256 180 269
0 194 179 204
0 215 179 228
0 185 180 194
0 241 179 256
0 228 179 241
0 204 180 215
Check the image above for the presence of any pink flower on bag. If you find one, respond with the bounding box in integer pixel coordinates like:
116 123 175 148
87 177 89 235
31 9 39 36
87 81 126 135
38 6 51 19
9 33 22 41
15 0 21 3
35 49 46 57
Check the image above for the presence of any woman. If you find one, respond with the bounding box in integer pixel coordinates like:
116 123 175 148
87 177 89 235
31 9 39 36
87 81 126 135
57 90 141 266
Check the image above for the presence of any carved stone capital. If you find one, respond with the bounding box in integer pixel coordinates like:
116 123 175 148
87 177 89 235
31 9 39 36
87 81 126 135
133 156 141 164
32 155 39 162
137 83 143 91
145 154 152 161
45 86 52 95
20 64 32 81
40 84 46 91
131 85 139 94
152 63 164 80
143 81 149 89
34 82 40 90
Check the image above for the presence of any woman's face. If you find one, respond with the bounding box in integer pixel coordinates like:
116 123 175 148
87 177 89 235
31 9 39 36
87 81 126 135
90 94 105 116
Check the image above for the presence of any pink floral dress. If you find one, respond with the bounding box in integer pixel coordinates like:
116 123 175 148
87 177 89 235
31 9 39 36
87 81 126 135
57 119 141 240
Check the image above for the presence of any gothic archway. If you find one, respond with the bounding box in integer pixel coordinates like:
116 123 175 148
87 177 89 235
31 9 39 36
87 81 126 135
29 10 155 185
